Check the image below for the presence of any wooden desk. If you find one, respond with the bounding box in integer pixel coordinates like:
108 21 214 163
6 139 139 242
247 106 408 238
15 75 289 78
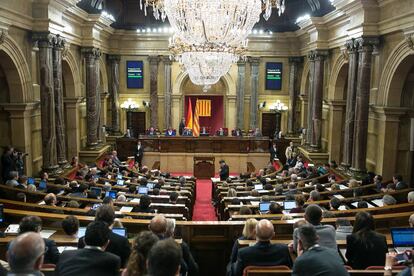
116 136 279 159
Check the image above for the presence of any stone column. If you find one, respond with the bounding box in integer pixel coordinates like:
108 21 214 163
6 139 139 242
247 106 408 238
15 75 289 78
149 56 159 128
108 55 121 134
33 32 59 173
52 35 68 167
310 50 328 150
163 56 172 128
81 47 101 148
306 54 315 145
341 39 359 168
288 57 303 134
95 53 103 143
236 61 246 130
351 37 379 173
249 57 260 130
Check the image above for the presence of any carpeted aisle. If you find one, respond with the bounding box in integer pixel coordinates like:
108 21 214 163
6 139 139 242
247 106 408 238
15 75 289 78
192 178 217 221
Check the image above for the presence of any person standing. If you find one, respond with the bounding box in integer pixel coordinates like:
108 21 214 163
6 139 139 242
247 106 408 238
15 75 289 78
1 146 15 182
134 141 144 168
219 160 229 181
269 142 278 163
179 118 186 136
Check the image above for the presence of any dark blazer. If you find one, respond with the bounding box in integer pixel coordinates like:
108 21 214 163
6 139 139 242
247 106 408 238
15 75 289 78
44 238 60 264
181 240 199 276
78 231 131 267
179 121 185 135
270 146 278 162
56 248 120 276
232 241 292 276
292 246 349 276
346 231 388 269
220 164 229 181
134 145 144 165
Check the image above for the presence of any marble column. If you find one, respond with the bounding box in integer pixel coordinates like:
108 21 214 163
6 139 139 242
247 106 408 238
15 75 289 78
236 61 246 130
288 57 303 134
108 55 121 134
351 37 379 173
310 50 328 150
163 57 172 128
95 53 102 143
306 54 315 145
341 39 359 168
249 57 260 130
81 47 101 148
149 56 159 128
52 35 68 166
33 32 59 172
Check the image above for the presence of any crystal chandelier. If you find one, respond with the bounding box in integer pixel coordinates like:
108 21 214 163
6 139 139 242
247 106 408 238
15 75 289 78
140 0 286 87
169 39 247 90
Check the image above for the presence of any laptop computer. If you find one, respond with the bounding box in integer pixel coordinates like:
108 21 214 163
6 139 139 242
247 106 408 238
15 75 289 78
259 202 271 213
112 228 127 237
116 174 123 180
105 190 117 199
90 187 102 198
116 179 125 186
254 184 263 190
77 227 86 238
283 200 296 211
391 228 414 253
147 183 155 189
138 186 149 195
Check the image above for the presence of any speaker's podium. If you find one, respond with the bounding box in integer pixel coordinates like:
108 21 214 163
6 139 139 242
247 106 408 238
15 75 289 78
193 157 215 179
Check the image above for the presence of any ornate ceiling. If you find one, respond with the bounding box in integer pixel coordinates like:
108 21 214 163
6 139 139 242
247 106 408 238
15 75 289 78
78 0 335 32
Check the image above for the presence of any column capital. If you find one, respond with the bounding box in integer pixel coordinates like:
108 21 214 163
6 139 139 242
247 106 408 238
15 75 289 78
52 34 65 50
0 29 8 45
237 60 246 66
308 50 329 61
107 54 121 62
248 57 260 65
81 47 101 59
32 32 54 48
355 36 380 52
288 56 304 64
405 33 414 50
161 56 173 65
345 38 358 53
148 55 161 65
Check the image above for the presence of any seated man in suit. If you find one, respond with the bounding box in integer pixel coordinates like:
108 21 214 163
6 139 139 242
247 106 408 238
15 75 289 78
217 127 225 136
78 205 131 267
292 224 349 276
292 204 337 254
233 128 243 137
165 127 176 137
253 128 262 137
231 219 292 276
200 126 209 136
182 127 193 136
57 221 121 276
147 126 157 136
111 150 122 167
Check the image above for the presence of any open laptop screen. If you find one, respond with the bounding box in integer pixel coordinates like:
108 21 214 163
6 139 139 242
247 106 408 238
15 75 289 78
283 200 296 210
138 187 149 195
254 184 263 190
259 202 270 213
112 228 127 237
391 228 414 247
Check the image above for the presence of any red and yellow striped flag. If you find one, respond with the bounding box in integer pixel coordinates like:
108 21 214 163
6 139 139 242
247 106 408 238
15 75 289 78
186 98 193 129
193 99 200 137
196 99 211 117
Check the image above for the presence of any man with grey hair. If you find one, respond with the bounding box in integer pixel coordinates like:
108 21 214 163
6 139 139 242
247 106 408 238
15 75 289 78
232 219 292 276
292 224 349 276
7 232 45 274
382 194 397 206
408 191 414 203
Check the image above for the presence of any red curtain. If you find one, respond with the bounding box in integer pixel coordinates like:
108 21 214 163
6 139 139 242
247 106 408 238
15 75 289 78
184 96 224 134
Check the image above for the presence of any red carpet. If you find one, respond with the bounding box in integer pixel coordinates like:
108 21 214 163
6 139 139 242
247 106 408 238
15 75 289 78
192 178 217 221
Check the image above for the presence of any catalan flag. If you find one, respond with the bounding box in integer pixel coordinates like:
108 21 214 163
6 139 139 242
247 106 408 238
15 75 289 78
186 98 193 129
196 99 211 117
193 99 200 137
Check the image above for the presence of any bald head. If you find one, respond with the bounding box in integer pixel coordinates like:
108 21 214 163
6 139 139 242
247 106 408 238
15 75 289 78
149 215 167 236
7 232 45 272
256 219 275 242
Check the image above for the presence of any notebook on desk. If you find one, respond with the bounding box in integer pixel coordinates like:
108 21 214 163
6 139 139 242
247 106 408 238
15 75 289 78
391 228 414 254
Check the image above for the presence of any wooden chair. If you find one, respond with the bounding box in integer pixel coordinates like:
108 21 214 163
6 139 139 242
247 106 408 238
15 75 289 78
243 265 290 276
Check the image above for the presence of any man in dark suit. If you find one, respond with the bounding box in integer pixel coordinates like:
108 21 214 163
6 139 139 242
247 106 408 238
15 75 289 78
179 118 185 136
134 141 144 167
292 224 349 276
269 142 278 163
231 219 292 276
219 160 229 181
57 221 121 276
78 205 130 267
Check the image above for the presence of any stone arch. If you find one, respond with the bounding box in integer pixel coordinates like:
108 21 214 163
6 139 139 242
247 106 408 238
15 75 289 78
173 71 235 96
379 40 414 107
62 50 81 98
328 55 349 100
0 36 32 103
